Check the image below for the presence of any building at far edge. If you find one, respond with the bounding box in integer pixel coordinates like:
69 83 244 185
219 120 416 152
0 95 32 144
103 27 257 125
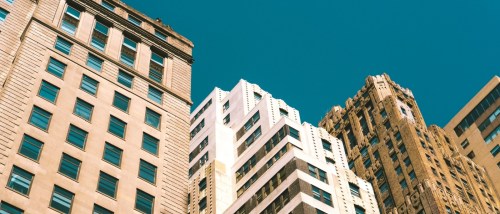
188 80 379 214
319 74 500 214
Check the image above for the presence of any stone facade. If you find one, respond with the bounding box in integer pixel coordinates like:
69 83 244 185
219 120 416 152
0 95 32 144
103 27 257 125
188 80 379 214
0 0 193 213
319 74 500 214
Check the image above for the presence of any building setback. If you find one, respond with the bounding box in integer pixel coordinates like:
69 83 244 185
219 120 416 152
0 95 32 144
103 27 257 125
444 76 500 197
319 74 500 214
188 80 379 214
0 0 193 213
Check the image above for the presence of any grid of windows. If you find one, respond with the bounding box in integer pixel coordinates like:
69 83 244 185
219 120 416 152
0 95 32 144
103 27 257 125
97 172 118 198
7 166 33 195
47 57 66 78
29 106 52 131
135 189 154 214
108 116 126 138
74 98 94 121
80 75 99 95
50 185 74 214
148 86 163 104
58 154 81 180
117 70 134 88
66 125 88 149
91 20 109 51
18 134 44 161
145 108 161 129
103 142 122 167
87 54 104 71
61 5 80 35
139 160 157 184
142 133 159 155
112 91 130 112
55 36 73 55
0 201 23 214
38 80 60 103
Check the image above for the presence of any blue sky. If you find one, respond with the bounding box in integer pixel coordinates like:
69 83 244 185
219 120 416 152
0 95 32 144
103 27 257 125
123 0 500 126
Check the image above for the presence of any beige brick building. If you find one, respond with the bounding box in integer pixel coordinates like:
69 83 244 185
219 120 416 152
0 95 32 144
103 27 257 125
188 80 379 214
319 74 500 214
0 0 193 213
444 76 499 197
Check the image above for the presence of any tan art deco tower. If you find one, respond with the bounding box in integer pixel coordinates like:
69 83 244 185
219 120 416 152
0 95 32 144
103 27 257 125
319 74 500 214
0 0 193 213
444 76 499 196
188 80 379 214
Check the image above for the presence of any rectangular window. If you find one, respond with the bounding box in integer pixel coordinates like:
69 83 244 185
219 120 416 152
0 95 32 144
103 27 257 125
87 54 104 71
103 142 122 167
38 80 60 103
29 106 52 131
74 98 94 121
149 52 164 83
98 171 118 198
108 116 126 138
223 114 230 125
80 75 99 95
244 127 262 148
47 57 66 78
154 30 167 40
142 133 159 155
93 204 113 214
145 108 161 129
485 125 500 144
409 170 416 180
199 197 207 211
61 5 80 35
112 91 130 112
128 15 141 26
349 183 361 197
491 145 500 157
55 36 73 55
0 8 7 22
66 125 88 149
148 86 163 104
50 186 74 214
19 134 44 161
461 140 470 149
322 139 332 151
400 179 408 189
395 166 402 175
135 189 154 214
117 70 133 88
7 166 34 195
355 205 365 214
139 160 157 184
101 1 115 11
199 178 207 191
120 36 137 67
223 101 230 112
91 21 109 52
58 153 81 180
0 201 23 214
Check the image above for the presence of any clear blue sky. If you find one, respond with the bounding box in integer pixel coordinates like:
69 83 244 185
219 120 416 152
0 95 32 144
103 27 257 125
123 0 500 126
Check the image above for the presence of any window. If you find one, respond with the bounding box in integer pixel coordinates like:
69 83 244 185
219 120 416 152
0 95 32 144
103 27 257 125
154 30 167 40
349 183 361 197
74 98 94 121
0 201 23 214
461 140 470 149
50 186 74 214
190 119 205 138
199 152 209 165
87 54 104 71
7 166 33 195
98 172 118 198
19 134 44 161
5 0 13 4
363 158 372 168
120 36 137 67
379 182 389 193
391 153 397 162
112 92 130 112
128 15 141 26
93 204 113 214
375 169 385 180
0 8 8 22
289 126 300 140
139 160 157 184
317 209 327 214
279 108 288 117
485 126 500 144
199 178 207 191
148 86 163 104
145 108 161 129
491 145 500 157
360 146 368 157
254 92 262 102
149 51 165 83
67 125 88 149
47 57 66 78
61 5 80 35
38 80 60 103
55 36 72 55
101 1 115 11
308 164 328 183
400 179 408 189
103 142 122 167
399 144 407 153
322 139 332 151
223 114 230 125
223 101 229 112
409 170 416 181
59 153 81 180
467 151 475 159
199 197 207 211
395 166 402 175
91 20 109 51
108 116 126 138
117 70 133 88
142 133 159 155
370 136 379 145
135 189 154 214
312 185 332 206
80 75 99 95
404 157 411 167
383 196 394 208
244 127 262 147
29 106 52 131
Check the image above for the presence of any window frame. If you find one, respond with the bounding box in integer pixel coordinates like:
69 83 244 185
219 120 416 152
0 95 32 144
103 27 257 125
108 115 127 139
97 171 119 198
139 159 157 184
145 108 161 129
58 153 82 181
28 106 52 131
80 74 99 96
6 166 34 196
50 185 75 214
66 124 88 150
103 142 123 168
38 80 60 104
55 36 73 55
18 134 44 162
73 98 94 122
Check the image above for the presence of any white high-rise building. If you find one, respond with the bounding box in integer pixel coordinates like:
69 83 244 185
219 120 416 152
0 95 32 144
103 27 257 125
187 80 379 214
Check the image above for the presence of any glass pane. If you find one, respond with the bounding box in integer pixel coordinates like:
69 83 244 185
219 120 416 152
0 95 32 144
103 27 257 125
8 167 33 195
55 37 72 55
112 92 130 112
80 75 99 95
19 134 43 161
39 80 59 103
142 133 159 155
93 204 113 214
139 160 156 183
74 99 93 121
104 143 122 167
148 86 162 104
59 154 81 180
98 172 118 198
67 125 87 149
117 70 133 88
47 58 66 78
109 116 126 138
0 201 24 214
50 186 74 214
87 54 103 71
30 106 51 131
145 109 160 129
135 189 154 214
